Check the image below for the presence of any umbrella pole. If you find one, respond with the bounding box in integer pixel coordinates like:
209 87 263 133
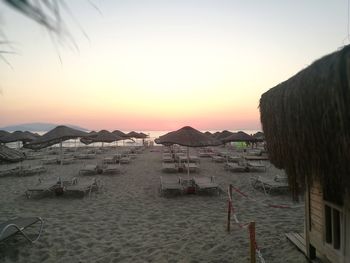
187 147 190 179
60 140 63 166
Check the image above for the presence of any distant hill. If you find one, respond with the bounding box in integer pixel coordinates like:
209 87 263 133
0 122 88 132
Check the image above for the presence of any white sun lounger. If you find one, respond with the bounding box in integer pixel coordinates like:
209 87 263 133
162 162 178 173
102 165 121 175
251 176 289 194
224 162 248 172
64 178 100 197
247 161 266 172
160 176 183 195
194 176 219 192
79 164 99 175
0 217 44 243
25 178 62 198
182 163 199 173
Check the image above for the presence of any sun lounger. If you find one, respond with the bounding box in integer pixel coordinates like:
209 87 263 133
60 158 75 165
103 157 116 164
251 176 289 194
0 217 44 243
102 165 121 175
25 178 62 198
162 162 178 173
42 157 59 165
120 156 131 164
212 155 224 163
182 162 199 173
79 164 99 175
0 166 21 177
159 176 183 195
224 162 248 172
194 176 219 192
64 178 100 197
75 153 96 159
21 165 47 176
247 161 266 172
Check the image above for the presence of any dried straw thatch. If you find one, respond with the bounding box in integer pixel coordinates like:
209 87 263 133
80 130 123 145
215 130 234 141
24 125 88 150
0 131 37 143
157 126 221 147
126 131 145 139
260 45 350 202
112 130 128 138
252 131 265 141
222 131 256 143
0 145 25 163
0 130 10 138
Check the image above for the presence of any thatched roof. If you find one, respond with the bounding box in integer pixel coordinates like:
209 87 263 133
0 130 10 138
222 131 256 143
157 126 221 147
24 125 88 150
0 145 25 163
138 132 148 139
252 131 265 141
126 131 144 139
112 130 128 138
260 45 350 202
215 130 234 141
80 130 123 145
0 131 37 143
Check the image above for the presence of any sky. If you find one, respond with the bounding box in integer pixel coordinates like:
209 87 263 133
0 0 349 131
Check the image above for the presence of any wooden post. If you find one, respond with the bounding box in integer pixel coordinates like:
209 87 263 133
227 185 233 232
249 222 256 263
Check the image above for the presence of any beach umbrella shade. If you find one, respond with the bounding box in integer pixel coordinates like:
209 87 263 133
0 131 38 146
80 130 123 146
157 126 222 178
252 131 265 142
24 125 89 163
0 145 25 163
126 131 145 139
0 130 10 139
222 131 257 143
112 130 128 138
216 130 234 142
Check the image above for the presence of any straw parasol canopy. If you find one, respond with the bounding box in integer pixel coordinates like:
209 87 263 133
252 131 265 141
112 130 128 138
259 45 350 202
204 131 212 137
24 125 88 150
80 130 123 145
0 131 38 144
157 126 221 147
214 130 234 141
222 131 257 143
0 130 10 139
126 131 144 139
0 145 25 163
138 132 148 139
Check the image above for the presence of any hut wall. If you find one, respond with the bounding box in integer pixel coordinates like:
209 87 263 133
307 180 347 263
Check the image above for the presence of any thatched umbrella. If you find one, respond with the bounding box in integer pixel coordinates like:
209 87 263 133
204 131 212 137
0 145 26 163
24 125 88 163
222 131 257 143
252 131 265 142
112 130 127 138
0 131 38 148
157 126 221 177
0 130 10 139
259 45 350 202
80 130 123 146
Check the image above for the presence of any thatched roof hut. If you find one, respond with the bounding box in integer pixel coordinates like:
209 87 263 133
260 45 350 202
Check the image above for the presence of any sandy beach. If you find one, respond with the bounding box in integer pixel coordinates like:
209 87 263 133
0 146 307 263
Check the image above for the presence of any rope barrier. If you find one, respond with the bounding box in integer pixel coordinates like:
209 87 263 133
227 185 265 263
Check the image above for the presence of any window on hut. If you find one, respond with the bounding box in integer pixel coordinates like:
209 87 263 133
324 202 342 251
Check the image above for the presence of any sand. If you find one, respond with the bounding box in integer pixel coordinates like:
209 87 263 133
0 146 307 263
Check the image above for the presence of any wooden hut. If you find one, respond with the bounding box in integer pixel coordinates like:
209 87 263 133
259 45 350 262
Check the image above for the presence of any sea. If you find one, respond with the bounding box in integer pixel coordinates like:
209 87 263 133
6 130 261 149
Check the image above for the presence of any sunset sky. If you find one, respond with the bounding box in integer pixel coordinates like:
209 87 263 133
0 0 348 131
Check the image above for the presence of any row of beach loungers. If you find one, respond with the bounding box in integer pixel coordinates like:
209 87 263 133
25 177 101 198
159 175 219 195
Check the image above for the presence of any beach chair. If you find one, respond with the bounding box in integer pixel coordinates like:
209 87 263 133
159 176 183 195
0 217 44 243
250 175 289 194
193 176 219 193
64 178 100 197
103 156 116 164
182 162 199 173
247 161 266 172
60 158 75 165
25 178 62 198
79 164 99 175
162 162 178 173
224 162 248 172
21 165 47 176
102 165 121 175
42 157 59 165
0 166 21 177
212 155 224 163
120 156 131 164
